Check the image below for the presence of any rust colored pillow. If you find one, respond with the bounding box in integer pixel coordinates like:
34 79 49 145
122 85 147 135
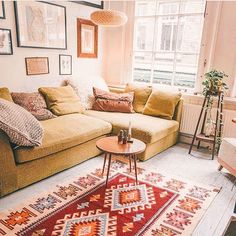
92 87 134 113
11 92 56 121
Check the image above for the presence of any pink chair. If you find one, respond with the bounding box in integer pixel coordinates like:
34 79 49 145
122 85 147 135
218 118 236 176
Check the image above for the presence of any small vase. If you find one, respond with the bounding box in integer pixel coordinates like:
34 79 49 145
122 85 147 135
205 118 214 137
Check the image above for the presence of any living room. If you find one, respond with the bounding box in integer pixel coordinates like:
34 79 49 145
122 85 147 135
0 0 236 235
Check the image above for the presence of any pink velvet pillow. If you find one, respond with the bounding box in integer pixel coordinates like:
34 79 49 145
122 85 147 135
92 87 134 113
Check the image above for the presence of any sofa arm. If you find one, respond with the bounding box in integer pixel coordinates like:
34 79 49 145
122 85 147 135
0 130 17 197
173 98 183 123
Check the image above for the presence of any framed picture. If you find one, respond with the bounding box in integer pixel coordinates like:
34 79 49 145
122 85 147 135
59 54 72 75
14 1 67 49
77 18 98 58
0 1 5 19
0 29 13 55
25 57 49 75
72 1 103 9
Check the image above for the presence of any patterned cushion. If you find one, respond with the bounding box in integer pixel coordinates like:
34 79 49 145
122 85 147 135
0 98 43 146
64 76 109 109
11 92 56 121
92 87 134 113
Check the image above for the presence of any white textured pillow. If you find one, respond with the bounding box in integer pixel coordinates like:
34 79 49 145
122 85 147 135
65 76 109 109
0 98 43 146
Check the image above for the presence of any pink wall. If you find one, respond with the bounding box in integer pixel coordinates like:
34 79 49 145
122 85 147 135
212 2 236 97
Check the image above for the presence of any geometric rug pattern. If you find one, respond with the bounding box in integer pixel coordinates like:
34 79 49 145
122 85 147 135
0 159 220 235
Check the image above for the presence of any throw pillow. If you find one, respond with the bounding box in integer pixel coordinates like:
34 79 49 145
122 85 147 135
39 86 84 116
0 87 13 102
124 83 152 113
11 92 56 121
143 90 182 120
0 98 43 146
64 76 109 109
92 87 134 113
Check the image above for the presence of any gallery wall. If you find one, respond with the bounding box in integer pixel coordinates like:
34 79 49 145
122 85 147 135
0 1 105 92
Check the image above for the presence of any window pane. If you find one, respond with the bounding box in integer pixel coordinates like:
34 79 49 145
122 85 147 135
135 0 156 16
180 0 205 14
157 1 179 15
133 52 152 83
174 53 199 88
177 15 204 53
153 52 174 85
155 16 178 52
134 18 155 51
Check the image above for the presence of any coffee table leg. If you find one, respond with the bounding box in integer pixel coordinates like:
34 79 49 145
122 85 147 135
102 152 107 176
106 153 112 187
133 154 138 185
129 155 132 172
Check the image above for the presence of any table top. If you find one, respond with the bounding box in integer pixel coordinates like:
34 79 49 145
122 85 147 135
96 136 146 155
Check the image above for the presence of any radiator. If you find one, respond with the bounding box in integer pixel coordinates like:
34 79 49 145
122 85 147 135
180 103 236 138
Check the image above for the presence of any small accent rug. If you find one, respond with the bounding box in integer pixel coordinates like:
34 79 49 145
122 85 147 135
0 160 220 236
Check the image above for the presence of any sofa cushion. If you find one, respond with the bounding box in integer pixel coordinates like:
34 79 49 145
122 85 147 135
65 76 109 109
85 110 179 144
14 114 112 163
0 87 13 102
39 86 84 116
143 90 181 120
92 87 134 113
0 98 43 147
11 92 56 121
124 83 152 113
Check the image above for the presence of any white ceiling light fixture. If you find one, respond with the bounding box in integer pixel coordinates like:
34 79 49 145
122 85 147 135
90 1 128 27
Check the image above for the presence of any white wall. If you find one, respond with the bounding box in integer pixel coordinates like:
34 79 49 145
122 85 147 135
0 1 105 92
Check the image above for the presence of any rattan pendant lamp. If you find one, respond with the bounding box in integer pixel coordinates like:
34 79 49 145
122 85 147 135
90 1 128 27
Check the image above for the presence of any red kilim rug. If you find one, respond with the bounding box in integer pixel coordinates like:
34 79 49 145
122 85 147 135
0 159 220 236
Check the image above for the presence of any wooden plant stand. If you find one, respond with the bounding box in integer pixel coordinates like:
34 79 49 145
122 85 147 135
189 91 224 160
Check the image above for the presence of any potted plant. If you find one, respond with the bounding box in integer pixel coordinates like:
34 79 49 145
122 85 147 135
202 70 228 96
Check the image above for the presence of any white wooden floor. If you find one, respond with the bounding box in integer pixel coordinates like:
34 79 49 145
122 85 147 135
0 143 235 236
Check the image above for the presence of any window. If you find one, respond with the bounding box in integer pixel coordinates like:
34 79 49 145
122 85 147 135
132 0 206 89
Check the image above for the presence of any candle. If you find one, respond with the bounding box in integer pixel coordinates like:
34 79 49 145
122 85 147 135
128 121 132 141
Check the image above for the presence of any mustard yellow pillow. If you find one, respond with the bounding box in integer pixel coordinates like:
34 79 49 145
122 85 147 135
124 83 152 113
0 87 13 102
143 90 181 120
39 86 84 116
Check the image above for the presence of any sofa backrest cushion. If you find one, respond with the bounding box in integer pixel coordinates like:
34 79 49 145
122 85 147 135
39 86 84 116
124 83 152 113
11 92 56 121
0 98 43 146
92 87 134 113
0 87 13 102
64 76 109 110
143 90 182 120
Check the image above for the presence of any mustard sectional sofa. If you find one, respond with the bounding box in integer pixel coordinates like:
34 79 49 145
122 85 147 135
0 89 183 197
0 103 182 197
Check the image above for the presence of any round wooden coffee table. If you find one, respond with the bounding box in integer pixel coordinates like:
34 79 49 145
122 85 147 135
96 136 146 186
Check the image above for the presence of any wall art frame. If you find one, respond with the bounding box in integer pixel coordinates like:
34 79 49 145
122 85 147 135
59 54 72 75
77 18 98 58
0 1 5 19
72 1 103 9
25 57 49 75
14 1 67 50
0 28 13 55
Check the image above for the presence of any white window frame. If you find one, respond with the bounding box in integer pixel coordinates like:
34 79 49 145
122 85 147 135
131 0 206 92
